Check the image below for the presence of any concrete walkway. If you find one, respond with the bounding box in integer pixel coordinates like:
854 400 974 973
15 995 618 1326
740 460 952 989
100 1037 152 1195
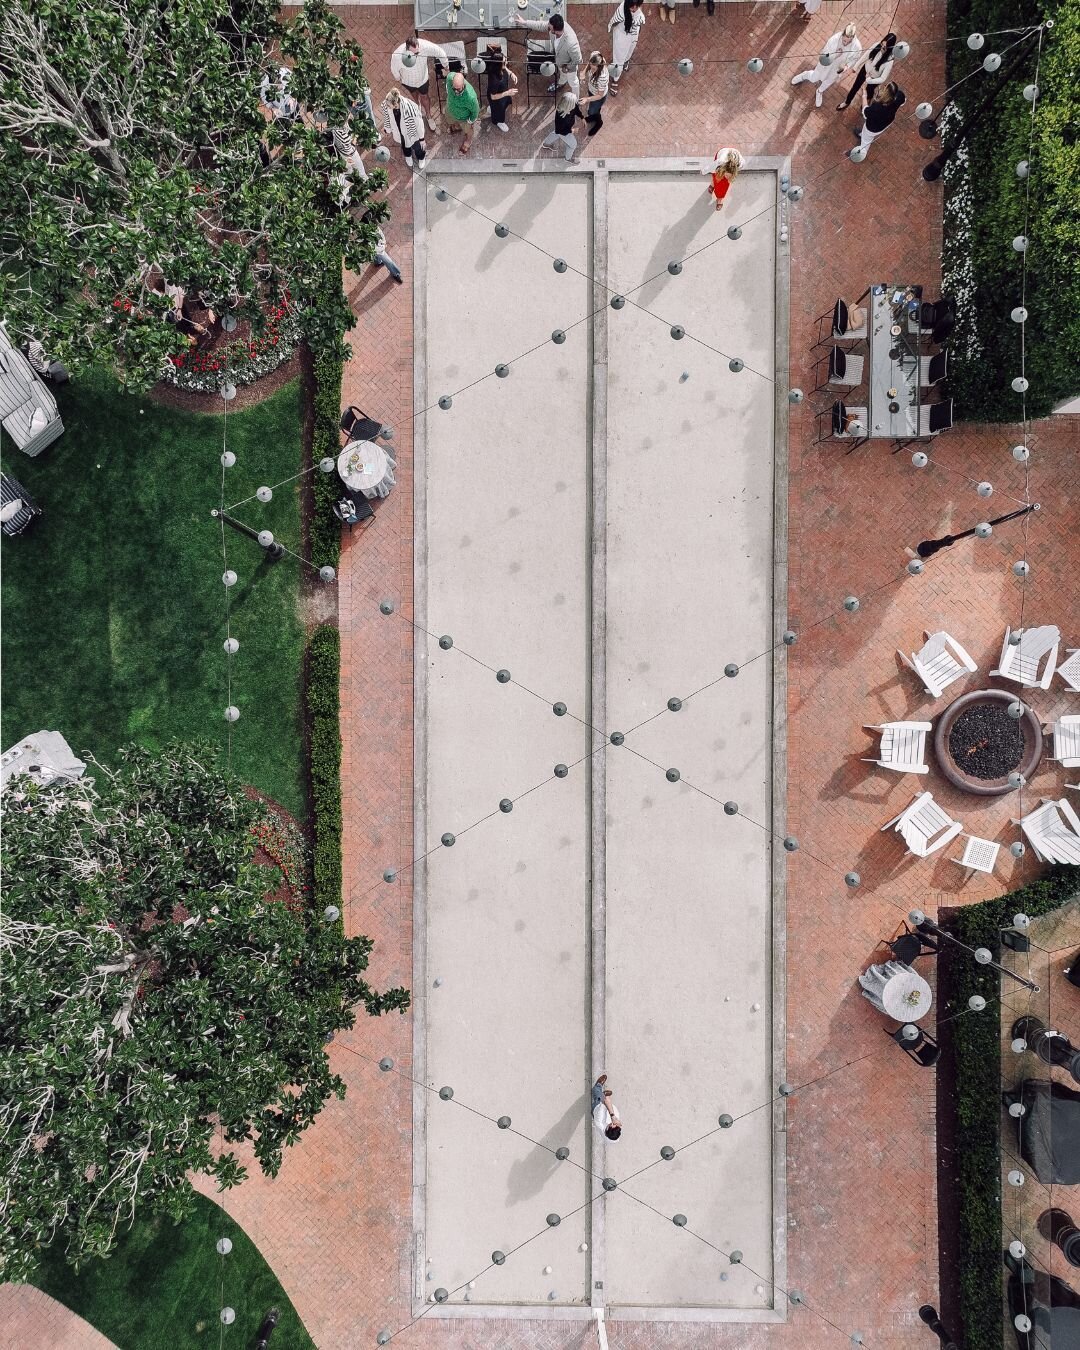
414 163 783 1315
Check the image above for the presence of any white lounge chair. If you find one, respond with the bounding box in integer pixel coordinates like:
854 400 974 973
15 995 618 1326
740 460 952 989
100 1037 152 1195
881 790 964 858
1056 649 1080 692
990 625 1060 690
1013 798 1080 865
1046 716 1080 769
898 631 978 699
863 722 932 774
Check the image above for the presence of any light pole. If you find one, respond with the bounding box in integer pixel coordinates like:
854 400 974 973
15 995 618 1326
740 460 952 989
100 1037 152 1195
210 508 285 561
916 503 1039 559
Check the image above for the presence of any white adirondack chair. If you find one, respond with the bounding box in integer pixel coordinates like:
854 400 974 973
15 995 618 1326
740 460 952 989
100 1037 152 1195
1056 649 1080 692
898 631 978 699
1046 715 1080 769
881 790 964 858
991 625 1060 689
863 722 932 774
1013 797 1080 865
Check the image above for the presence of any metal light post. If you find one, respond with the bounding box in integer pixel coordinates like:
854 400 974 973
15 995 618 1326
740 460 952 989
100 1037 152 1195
916 503 1039 559
918 1304 959 1348
210 508 285 561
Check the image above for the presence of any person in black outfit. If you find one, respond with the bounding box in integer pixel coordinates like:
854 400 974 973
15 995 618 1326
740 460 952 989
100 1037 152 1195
541 91 585 162
484 51 517 132
837 32 896 111
854 81 906 157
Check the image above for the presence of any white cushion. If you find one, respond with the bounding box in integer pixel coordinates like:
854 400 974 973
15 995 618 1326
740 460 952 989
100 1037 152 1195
0 498 24 522
28 406 48 432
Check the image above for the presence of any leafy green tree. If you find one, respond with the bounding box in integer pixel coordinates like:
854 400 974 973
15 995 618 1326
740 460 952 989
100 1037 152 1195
0 743 408 1283
0 0 388 388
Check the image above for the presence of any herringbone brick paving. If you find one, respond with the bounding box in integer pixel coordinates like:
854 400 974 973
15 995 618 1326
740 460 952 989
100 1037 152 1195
5 3 1076 1347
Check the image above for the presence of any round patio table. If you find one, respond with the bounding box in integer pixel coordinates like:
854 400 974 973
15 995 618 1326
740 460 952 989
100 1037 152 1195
859 961 933 1022
337 441 396 499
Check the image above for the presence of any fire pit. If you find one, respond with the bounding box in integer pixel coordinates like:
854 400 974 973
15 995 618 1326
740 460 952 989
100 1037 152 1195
934 689 1043 796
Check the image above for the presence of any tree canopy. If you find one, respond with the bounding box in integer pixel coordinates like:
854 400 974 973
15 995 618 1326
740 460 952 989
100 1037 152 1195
0 0 387 389
0 743 408 1283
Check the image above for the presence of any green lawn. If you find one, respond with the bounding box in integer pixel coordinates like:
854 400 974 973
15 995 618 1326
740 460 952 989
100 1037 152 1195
1 374 306 819
32 1192 315 1350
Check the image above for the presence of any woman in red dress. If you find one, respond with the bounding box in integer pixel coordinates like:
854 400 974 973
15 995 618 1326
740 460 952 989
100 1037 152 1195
706 147 743 211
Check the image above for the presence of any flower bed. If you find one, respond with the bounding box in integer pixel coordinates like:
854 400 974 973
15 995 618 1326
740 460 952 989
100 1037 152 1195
162 306 301 393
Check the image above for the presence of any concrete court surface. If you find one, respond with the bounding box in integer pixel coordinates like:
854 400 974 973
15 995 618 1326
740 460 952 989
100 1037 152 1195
414 164 784 1317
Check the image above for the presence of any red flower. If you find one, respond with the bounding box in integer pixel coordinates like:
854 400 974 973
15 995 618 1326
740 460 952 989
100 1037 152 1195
113 300 122 309
271 337 278 345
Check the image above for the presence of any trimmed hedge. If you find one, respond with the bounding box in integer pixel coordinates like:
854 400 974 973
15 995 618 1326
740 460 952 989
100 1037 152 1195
940 869 1079 1350
305 625 341 917
942 0 1080 419
310 345 344 571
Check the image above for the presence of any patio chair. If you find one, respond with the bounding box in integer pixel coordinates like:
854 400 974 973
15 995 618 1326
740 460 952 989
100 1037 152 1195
816 400 868 449
917 296 955 334
881 789 964 858
916 399 953 436
888 1025 940 1067
815 297 869 347
817 345 864 392
884 922 939 965
332 492 374 532
862 721 932 774
1046 715 1080 769
918 351 948 388
1012 798 1080 866
340 405 383 445
1057 649 1080 692
0 471 40 536
990 624 1060 690
0 324 64 457
898 630 977 699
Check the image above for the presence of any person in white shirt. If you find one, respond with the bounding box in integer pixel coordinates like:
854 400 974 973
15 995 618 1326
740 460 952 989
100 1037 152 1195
790 23 862 108
390 36 450 131
591 1074 622 1140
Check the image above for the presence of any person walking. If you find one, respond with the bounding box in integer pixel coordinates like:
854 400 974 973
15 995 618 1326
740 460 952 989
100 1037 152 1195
853 80 907 155
390 36 450 131
581 52 610 135
592 1075 622 1141
361 211 404 284
703 146 743 211
446 72 480 153
608 0 645 93
836 32 897 110
381 88 427 170
541 90 584 162
692 0 718 15
484 51 518 132
793 0 821 21
790 23 862 108
657 0 676 22
515 12 582 100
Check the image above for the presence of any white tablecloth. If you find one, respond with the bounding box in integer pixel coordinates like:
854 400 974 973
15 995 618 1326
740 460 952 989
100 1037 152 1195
337 441 396 499
859 961 933 1022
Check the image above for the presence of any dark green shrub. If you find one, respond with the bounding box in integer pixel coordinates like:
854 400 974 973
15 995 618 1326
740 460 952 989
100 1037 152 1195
942 0 1080 419
308 343 344 571
940 870 1078 1349
305 625 341 916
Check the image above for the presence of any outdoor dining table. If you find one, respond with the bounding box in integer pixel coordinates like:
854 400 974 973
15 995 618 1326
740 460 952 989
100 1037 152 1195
859 959 933 1022
865 282 924 441
337 441 396 499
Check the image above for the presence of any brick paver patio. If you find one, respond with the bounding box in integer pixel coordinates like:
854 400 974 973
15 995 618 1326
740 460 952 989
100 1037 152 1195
5 2 1076 1346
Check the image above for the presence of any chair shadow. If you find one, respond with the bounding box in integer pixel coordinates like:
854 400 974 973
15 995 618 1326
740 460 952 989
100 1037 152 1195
504 1090 589 1207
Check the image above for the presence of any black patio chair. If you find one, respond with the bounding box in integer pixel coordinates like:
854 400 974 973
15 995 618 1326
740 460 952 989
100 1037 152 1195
889 1024 939 1067
332 492 374 532
340 405 383 445
888 927 939 965
814 297 869 348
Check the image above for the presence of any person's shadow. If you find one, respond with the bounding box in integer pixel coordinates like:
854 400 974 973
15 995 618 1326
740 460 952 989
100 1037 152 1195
504 1090 589 1206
